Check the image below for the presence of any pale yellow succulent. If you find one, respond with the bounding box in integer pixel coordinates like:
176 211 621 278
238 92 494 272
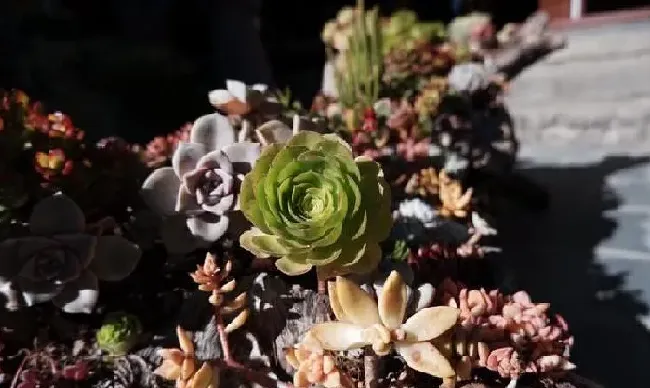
438 172 473 218
307 271 460 379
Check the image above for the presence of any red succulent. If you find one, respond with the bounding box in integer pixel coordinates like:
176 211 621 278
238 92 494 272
34 149 74 180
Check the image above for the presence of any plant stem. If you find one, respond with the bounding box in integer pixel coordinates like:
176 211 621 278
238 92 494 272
9 354 28 388
215 311 232 361
364 345 378 388
215 309 294 387
317 279 327 295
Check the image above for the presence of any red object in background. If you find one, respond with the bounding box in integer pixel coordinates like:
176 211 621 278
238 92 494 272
362 107 378 133
539 0 572 19
539 0 650 24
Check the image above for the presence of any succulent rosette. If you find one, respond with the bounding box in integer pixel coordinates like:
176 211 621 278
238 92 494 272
96 312 143 356
239 131 392 279
0 194 141 313
141 113 261 254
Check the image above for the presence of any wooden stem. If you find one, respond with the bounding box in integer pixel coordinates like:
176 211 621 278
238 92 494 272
317 279 327 295
364 346 378 388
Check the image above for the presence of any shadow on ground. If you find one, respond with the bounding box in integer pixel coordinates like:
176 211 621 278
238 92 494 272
497 155 650 388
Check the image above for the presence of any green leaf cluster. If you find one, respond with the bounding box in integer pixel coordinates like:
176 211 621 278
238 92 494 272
239 131 392 279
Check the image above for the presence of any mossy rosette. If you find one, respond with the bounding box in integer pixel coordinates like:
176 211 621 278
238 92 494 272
238 131 392 279
96 312 143 356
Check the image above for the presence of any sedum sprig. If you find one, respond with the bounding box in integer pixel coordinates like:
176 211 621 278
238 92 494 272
191 253 249 337
166 253 295 388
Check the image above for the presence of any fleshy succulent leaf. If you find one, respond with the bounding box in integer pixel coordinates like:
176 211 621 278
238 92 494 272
334 276 381 327
142 168 182 217
395 341 456 378
308 322 369 351
401 306 460 342
189 113 236 153
378 271 408 329
29 193 85 235
90 236 142 281
172 143 206 178
275 257 313 276
51 270 99 314
187 214 230 242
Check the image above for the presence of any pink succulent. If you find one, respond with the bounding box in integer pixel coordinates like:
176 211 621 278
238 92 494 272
458 288 500 323
445 286 507 341
286 342 347 388
396 138 431 162
486 347 523 379
439 285 575 377
536 355 576 373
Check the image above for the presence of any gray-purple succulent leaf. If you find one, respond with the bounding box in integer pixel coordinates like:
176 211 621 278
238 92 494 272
0 194 141 313
255 120 294 146
189 113 236 154
141 113 261 249
208 80 269 107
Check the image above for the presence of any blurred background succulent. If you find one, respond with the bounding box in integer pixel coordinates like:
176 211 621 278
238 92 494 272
381 10 446 55
332 1 382 126
436 279 575 381
0 90 151 232
139 122 192 169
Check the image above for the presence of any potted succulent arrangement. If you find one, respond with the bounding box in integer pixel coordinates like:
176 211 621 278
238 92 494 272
0 1 595 388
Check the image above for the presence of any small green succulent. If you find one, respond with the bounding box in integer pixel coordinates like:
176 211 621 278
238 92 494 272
390 240 410 262
96 312 142 356
239 131 392 279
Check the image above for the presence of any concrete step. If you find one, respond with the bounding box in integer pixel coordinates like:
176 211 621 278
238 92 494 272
505 20 650 146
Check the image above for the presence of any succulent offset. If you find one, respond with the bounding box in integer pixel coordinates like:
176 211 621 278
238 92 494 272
239 131 392 279
96 312 143 356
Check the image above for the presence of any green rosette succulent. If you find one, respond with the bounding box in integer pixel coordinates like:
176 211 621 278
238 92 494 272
96 312 143 356
239 131 392 279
